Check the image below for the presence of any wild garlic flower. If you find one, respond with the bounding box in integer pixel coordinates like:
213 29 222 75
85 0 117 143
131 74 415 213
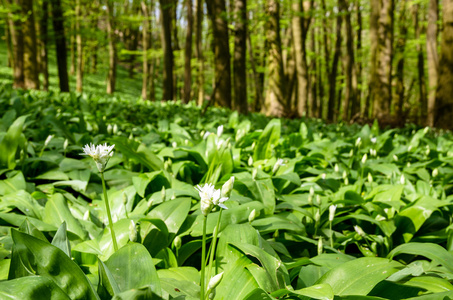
195 183 228 216
81 143 115 173
272 158 284 174
217 125 224 137
329 205 337 222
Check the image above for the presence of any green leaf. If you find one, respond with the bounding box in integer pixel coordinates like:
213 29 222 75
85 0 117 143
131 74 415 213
43 193 88 240
244 288 276 300
97 258 121 298
0 171 27 196
105 243 161 296
388 243 453 274
253 119 281 161
147 197 192 234
11 229 100 300
0 276 71 300
0 115 28 169
316 257 402 296
51 222 71 257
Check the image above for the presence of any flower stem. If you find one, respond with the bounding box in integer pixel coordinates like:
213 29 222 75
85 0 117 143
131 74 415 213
207 209 223 292
101 172 118 252
330 221 333 248
200 214 207 300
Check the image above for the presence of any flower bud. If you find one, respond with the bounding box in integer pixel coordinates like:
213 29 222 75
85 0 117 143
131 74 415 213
129 220 137 242
44 135 54 147
355 137 362 147
252 168 258 180
217 125 224 137
107 124 113 134
248 156 253 167
63 139 69 151
316 195 321 206
400 174 405 185
113 124 118 135
161 186 166 201
334 164 339 173
173 236 182 249
208 272 224 290
329 205 337 222
317 237 323 255
314 209 320 222
272 158 284 174
221 176 235 198
248 209 257 223
361 154 367 164
122 193 128 205
432 168 438 177
393 154 398 161
354 225 366 237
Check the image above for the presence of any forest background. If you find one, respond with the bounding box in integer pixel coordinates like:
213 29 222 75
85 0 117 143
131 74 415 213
1 0 453 129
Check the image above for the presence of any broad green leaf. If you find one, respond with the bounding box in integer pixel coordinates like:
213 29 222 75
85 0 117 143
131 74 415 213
316 257 402 296
244 288 276 300
0 212 57 232
147 197 192 234
51 222 71 257
43 193 88 240
11 229 99 300
253 119 281 161
0 115 28 169
0 171 27 196
158 267 200 299
388 243 453 274
0 275 71 300
105 243 161 296
97 258 121 299
0 190 43 219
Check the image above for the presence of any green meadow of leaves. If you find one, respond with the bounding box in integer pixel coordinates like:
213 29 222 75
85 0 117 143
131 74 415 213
1 85 453 299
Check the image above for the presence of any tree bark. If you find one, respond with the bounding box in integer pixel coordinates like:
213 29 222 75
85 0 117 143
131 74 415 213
292 1 309 117
141 1 150 100
426 0 438 127
6 0 25 88
106 0 117 94
355 0 363 118
435 0 453 129
233 0 248 114
159 0 174 100
183 0 193 104
412 3 427 123
50 0 69 92
75 0 83 92
39 0 49 90
22 0 39 89
339 0 356 121
395 0 408 117
207 0 232 108
262 0 285 117
370 0 394 120
195 0 204 106
247 33 263 112
327 7 342 122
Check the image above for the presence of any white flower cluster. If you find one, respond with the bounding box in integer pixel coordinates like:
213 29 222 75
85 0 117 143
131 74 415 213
81 143 115 172
195 177 234 216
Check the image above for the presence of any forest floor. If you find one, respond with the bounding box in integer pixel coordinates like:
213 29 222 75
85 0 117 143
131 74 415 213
0 41 144 100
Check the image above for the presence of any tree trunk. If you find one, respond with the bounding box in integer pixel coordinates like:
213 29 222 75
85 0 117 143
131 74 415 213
327 8 342 122
395 0 408 117
412 3 427 124
262 0 285 117
426 0 438 127
371 0 394 120
39 0 49 90
339 0 356 121
435 0 453 129
22 0 39 89
159 0 174 100
207 0 232 108
106 0 117 94
355 0 363 118
308 25 317 118
6 0 25 88
292 1 309 117
75 0 83 92
233 0 248 114
195 0 204 106
183 0 193 104
70 20 75 75
141 1 150 100
50 0 70 92
247 32 263 112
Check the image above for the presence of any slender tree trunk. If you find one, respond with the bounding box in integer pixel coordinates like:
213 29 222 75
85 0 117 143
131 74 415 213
183 0 193 103
75 0 83 92
395 0 408 118
247 33 263 112
327 8 342 122
371 0 394 120
141 1 149 100
355 0 363 118
233 0 248 113
39 0 49 90
308 25 317 118
159 0 174 100
70 20 75 75
50 0 69 92
426 0 438 127
435 0 453 129
262 0 285 116
195 0 204 105
22 0 39 89
339 0 356 121
149 58 156 101
412 3 427 123
4 10 13 68
106 0 117 94
6 0 25 88
207 0 232 108
292 1 309 117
